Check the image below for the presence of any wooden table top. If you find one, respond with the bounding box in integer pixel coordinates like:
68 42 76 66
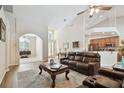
41 62 68 72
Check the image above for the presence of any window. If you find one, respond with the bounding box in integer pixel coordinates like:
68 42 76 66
48 31 55 57
19 36 30 51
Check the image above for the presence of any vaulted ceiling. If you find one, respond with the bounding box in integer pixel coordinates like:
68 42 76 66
13 5 88 31
13 5 124 33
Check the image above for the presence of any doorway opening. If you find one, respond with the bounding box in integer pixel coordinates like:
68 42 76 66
19 33 43 64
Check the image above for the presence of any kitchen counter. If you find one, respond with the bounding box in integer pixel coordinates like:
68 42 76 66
94 51 118 67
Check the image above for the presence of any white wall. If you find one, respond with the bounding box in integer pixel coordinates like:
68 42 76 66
4 11 19 66
36 36 43 60
0 7 10 84
29 37 36 57
55 16 86 53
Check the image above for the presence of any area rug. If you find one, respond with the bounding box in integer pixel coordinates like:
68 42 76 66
17 69 87 88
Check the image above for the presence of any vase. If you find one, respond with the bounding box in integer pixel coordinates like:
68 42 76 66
121 56 124 67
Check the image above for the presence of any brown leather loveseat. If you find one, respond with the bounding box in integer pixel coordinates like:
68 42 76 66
83 67 124 88
60 52 100 75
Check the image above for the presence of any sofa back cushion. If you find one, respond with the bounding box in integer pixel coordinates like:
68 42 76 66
67 52 76 60
84 52 100 57
74 52 84 61
82 57 91 63
75 55 83 61
68 55 75 60
82 52 100 63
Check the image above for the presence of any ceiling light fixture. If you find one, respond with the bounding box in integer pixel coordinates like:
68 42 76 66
95 9 100 13
77 5 112 18
89 8 95 17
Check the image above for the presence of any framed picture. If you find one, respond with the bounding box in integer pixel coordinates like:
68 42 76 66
0 18 6 42
73 41 79 48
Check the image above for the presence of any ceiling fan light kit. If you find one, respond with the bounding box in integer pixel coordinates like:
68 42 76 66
95 9 100 13
77 5 112 18
89 8 95 16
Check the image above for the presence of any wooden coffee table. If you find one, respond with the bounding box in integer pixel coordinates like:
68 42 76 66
39 63 70 88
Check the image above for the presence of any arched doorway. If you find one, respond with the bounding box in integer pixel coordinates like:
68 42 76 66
19 33 43 64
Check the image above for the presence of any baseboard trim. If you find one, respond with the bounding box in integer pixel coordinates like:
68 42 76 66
0 71 6 86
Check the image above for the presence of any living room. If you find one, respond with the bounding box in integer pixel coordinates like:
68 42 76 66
54 6 123 67
0 0 124 92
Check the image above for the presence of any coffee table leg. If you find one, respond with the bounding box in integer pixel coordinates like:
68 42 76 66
39 65 42 75
51 75 56 88
65 70 69 80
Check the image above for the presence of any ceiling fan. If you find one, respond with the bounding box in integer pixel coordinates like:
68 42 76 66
77 5 112 18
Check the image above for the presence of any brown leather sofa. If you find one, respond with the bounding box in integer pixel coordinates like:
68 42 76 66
60 52 100 75
83 67 124 88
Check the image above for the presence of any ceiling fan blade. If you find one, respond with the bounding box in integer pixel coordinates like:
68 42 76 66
77 9 89 15
97 6 112 10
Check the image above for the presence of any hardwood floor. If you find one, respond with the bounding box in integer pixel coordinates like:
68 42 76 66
0 66 18 88
0 62 42 88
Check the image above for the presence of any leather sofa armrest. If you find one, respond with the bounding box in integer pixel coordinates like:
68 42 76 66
98 68 124 80
60 57 68 60
122 79 124 88
60 57 68 61
88 62 99 75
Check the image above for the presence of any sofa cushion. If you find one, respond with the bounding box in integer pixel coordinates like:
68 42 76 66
61 59 69 65
83 57 99 63
68 55 75 60
91 58 100 62
77 62 88 70
75 55 83 61
84 52 100 57
69 61 77 67
82 57 91 63
83 75 122 88
98 68 124 80
62 59 69 62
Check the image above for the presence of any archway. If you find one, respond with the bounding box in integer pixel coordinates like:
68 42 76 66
19 33 43 64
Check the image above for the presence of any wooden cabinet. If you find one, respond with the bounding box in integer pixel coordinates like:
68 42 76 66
89 36 119 51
